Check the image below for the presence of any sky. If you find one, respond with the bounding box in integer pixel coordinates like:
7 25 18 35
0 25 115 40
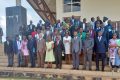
0 0 43 41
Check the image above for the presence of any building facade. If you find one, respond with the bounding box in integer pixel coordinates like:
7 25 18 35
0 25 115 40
56 0 120 21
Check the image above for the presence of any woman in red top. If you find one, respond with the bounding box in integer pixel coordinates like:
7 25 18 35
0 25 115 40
31 28 37 38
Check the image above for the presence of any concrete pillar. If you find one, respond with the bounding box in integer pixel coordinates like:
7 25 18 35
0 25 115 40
16 0 21 6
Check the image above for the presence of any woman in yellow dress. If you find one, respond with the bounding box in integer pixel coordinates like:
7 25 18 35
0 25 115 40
45 36 55 68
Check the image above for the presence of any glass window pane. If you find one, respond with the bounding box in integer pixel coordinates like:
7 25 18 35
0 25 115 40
72 0 80 3
64 4 71 12
72 3 80 11
64 0 71 4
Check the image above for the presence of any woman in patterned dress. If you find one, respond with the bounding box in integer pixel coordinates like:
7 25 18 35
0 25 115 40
109 33 118 70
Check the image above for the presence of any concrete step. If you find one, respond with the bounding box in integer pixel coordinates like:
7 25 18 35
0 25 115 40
0 67 119 79
0 63 111 71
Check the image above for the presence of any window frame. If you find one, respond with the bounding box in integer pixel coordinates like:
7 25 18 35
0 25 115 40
63 0 81 13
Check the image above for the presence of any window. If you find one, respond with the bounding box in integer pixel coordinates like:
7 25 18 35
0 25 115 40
64 0 81 12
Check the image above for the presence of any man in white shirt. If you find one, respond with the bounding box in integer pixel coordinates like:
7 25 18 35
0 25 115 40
90 17 95 30
13 35 22 67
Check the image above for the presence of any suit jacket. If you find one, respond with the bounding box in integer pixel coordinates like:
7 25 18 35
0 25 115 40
37 38 46 53
83 38 94 54
81 22 88 32
13 40 21 54
88 29 95 38
94 27 101 38
27 24 35 34
4 40 13 54
70 18 75 26
44 31 53 41
54 40 64 54
100 27 108 39
27 38 36 52
95 36 108 53
72 37 82 53
0 27 3 36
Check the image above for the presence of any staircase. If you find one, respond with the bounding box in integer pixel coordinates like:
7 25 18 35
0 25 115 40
0 44 120 80
0 44 18 67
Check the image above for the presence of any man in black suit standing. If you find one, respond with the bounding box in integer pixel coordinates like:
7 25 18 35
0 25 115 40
54 34 64 69
27 20 35 35
95 31 108 71
27 35 36 67
4 37 14 67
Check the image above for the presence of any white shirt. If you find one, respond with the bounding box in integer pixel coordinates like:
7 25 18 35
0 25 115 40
30 24 32 29
98 36 102 41
103 20 108 26
83 23 85 30
17 41 21 50
90 21 95 29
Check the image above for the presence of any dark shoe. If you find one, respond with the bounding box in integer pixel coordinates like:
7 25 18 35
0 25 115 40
89 68 92 71
55 67 58 69
96 69 99 71
17 65 20 67
102 69 104 72
76 68 79 70
59 67 62 69
71 67 75 70
82 68 86 70
7 65 10 67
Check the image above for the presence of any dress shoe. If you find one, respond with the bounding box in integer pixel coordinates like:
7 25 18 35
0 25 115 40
71 67 75 70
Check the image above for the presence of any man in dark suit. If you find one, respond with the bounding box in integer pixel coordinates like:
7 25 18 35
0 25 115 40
27 35 36 67
13 35 22 67
95 16 102 30
70 15 75 26
44 27 53 41
94 21 101 38
100 23 108 39
54 35 64 69
72 30 82 70
37 20 42 30
81 18 88 32
27 20 35 35
4 37 14 67
95 31 108 71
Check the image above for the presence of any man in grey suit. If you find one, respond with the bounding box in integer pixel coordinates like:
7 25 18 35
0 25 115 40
37 33 46 68
83 32 94 70
72 30 82 70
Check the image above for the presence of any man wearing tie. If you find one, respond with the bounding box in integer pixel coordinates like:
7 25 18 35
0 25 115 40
27 20 35 35
4 37 14 67
54 34 64 69
95 31 108 71
72 30 82 70
13 35 22 67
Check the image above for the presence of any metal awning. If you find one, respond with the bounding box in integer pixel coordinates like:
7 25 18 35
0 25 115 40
27 0 56 24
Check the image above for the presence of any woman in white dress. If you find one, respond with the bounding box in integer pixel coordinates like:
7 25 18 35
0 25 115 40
63 32 71 64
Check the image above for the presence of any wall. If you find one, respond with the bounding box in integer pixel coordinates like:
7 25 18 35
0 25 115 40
56 0 120 21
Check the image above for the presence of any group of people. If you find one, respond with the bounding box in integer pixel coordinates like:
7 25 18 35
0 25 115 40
4 15 120 72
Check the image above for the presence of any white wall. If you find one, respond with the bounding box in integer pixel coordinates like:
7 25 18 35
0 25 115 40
56 0 120 21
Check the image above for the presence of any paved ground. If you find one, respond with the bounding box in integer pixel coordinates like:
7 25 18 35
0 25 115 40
0 77 39 80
